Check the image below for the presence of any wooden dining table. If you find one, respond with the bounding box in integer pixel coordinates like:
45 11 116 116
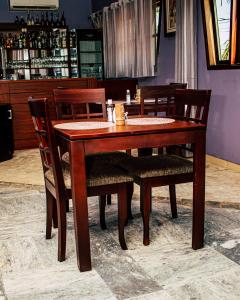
53 117 206 272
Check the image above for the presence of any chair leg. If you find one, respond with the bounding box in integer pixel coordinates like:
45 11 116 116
56 196 67 262
140 182 151 246
118 185 128 250
52 196 58 228
107 194 112 205
127 182 134 220
46 188 54 239
99 195 107 230
169 184 178 218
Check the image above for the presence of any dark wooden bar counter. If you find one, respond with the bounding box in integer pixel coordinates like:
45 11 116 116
0 78 97 149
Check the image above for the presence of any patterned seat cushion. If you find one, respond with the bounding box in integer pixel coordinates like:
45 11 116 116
45 158 133 189
117 155 193 180
62 151 129 165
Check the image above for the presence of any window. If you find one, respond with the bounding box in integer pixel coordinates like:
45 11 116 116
202 0 240 69
213 0 231 62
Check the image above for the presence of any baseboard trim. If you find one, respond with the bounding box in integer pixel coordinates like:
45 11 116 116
206 155 240 172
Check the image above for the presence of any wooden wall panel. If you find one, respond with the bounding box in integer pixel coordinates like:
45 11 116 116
0 78 98 150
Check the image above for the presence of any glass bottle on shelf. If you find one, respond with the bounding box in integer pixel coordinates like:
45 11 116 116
30 14 35 26
22 30 27 48
0 33 4 47
61 12 66 27
20 16 26 26
15 16 20 25
61 31 67 48
18 33 23 49
13 35 19 48
35 15 40 26
27 12 31 26
41 12 45 26
50 13 54 27
55 13 61 27
45 12 49 26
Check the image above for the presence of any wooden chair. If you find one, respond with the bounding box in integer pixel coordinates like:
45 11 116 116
53 88 134 211
28 97 133 262
167 89 211 155
137 84 187 156
118 89 211 245
53 88 107 119
140 84 187 116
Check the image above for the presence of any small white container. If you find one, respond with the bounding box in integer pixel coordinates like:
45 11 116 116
126 89 131 104
107 99 113 122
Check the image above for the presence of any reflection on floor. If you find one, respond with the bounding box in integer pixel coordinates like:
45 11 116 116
0 150 240 299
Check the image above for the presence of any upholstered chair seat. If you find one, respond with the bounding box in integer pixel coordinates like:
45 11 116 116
117 155 193 183
45 157 133 188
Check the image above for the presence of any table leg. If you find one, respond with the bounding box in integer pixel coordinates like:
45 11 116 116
70 141 91 271
192 131 206 250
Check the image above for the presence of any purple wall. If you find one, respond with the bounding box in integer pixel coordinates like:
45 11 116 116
197 4 240 164
92 0 116 12
0 0 92 29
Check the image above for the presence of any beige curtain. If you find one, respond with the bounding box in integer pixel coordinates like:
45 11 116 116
103 0 154 78
175 0 197 88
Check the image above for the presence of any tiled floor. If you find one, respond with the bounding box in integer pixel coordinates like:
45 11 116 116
1 149 240 208
0 150 240 299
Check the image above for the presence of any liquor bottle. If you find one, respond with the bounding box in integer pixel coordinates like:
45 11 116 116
41 31 46 48
31 14 35 26
28 33 33 48
37 33 42 49
20 16 26 26
55 32 60 48
22 30 27 48
32 33 37 48
0 67 3 80
6 34 12 48
18 33 23 49
55 13 60 27
70 30 76 48
13 35 19 48
0 33 4 47
14 16 20 25
27 12 31 26
48 32 53 48
35 15 40 26
60 12 66 27
61 31 67 48
45 12 49 26
41 12 45 26
50 12 54 27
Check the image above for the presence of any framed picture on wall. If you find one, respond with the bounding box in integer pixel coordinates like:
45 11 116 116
164 0 176 36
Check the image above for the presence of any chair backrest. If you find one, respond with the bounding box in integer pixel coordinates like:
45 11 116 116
140 85 180 115
171 89 212 125
28 97 65 192
98 79 138 100
53 88 107 119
